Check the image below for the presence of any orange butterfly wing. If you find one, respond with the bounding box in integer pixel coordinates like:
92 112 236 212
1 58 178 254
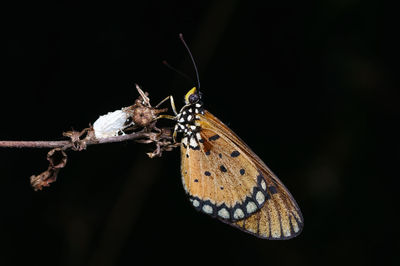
181 110 303 239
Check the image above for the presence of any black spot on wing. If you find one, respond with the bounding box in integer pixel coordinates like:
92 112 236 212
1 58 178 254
190 145 200 150
220 165 227 172
240 169 245 175
269 185 278 194
208 134 220 141
265 192 271 200
230 150 240 157
204 171 211 176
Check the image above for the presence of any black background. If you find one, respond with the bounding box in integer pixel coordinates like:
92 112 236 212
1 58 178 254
1 1 398 265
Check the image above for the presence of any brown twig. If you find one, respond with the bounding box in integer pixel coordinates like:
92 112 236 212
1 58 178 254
1 84 179 191
0 131 166 149
0 140 71 149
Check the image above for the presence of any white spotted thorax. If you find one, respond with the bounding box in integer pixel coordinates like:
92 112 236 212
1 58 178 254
174 102 204 150
93 108 133 139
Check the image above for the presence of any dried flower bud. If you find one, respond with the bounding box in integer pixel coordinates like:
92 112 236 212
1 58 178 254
132 106 154 127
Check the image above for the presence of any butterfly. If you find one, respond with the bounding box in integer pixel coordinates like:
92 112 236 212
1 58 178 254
163 34 303 239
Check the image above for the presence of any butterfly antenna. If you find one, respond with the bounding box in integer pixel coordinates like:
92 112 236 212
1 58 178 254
162 60 194 83
179 33 201 90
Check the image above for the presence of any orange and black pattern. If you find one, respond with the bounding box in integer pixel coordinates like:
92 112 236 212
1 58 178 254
174 87 303 239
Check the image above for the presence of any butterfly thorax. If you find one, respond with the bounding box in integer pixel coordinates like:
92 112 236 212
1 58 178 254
174 102 205 150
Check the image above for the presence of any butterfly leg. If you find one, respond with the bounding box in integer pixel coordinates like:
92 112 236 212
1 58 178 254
154 95 180 143
155 95 177 115
155 95 179 127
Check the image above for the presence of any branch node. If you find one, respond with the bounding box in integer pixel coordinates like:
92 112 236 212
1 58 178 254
63 127 96 151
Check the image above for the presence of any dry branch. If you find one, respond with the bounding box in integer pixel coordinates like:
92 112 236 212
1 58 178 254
0 85 178 190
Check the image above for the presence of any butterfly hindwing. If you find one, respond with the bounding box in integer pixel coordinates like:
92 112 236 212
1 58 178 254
231 170 303 239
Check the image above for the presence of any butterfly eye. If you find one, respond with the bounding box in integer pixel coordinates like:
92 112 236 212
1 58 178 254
188 93 199 104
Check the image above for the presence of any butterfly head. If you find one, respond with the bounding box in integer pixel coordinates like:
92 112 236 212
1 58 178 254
184 87 202 105
174 86 204 138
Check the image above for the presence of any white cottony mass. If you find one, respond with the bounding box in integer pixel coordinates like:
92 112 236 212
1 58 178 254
93 109 133 139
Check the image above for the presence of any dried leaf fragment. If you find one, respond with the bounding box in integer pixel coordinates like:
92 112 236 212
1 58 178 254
30 148 67 191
